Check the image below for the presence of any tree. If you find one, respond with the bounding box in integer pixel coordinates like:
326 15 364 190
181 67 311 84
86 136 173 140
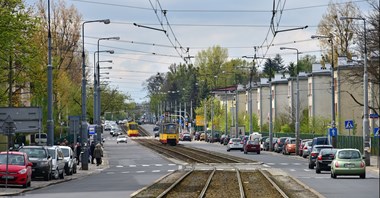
262 54 285 78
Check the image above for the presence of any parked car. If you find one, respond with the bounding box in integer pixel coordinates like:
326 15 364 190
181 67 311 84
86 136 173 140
302 141 313 158
311 137 330 150
220 134 226 144
153 126 159 132
181 133 192 141
47 146 65 179
283 138 297 155
116 135 127 143
0 151 32 188
308 145 333 169
274 137 289 153
58 146 77 175
243 139 261 154
194 131 201 141
206 131 220 143
154 131 160 138
18 146 52 181
299 139 312 156
315 148 338 173
223 135 231 145
263 137 278 151
260 136 268 150
227 138 244 152
331 149 366 179
199 132 206 141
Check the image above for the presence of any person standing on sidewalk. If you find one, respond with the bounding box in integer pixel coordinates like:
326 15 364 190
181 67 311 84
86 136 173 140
93 143 103 166
75 142 81 165
90 141 95 164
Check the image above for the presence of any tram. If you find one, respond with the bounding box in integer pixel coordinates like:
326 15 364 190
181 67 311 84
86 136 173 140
159 122 179 146
126 121 139 137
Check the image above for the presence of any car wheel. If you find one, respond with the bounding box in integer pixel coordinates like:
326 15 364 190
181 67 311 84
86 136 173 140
227 149 230 152
257 151 260 154
316 168 321 174
117 142 119 144
244 151 247 154
331 172 336 179
308 163 314 169
27 180 31 187
22 181 28 188
302 155 307 158
73 164 77 174
360 173 366 179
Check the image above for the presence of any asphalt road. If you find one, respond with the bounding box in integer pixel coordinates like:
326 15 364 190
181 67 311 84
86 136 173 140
14 126 178 198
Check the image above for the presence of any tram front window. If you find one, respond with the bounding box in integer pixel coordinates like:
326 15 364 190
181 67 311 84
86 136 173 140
164 125 176 134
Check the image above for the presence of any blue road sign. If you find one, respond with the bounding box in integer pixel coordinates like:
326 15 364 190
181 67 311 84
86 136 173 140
374 127 379 137
344 120 354 129
329 127 338 137
370 114 379 118
88 125 96 135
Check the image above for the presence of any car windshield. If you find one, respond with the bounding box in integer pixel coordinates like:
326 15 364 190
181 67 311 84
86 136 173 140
231 138 241 143
0 154 25 165
338 150 361 159
307 141 312 146
314 146 333 152
19 148 48 158
249 139 259 144
47 149 56 158
61 148 70 157
163 124 177 134
290 139 296 144
315 138 329 145
320 149 338 156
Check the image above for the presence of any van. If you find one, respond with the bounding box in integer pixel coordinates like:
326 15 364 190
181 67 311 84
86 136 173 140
35 133 47 145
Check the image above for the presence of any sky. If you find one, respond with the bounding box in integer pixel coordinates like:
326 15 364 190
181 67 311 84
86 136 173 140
26 0 374 103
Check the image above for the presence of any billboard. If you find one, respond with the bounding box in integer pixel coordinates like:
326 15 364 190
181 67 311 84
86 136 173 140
195 115 204 126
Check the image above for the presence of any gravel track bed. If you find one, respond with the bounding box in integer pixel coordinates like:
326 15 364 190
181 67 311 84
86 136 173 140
164 170 212 198
181 146 255 163
240 171 283 198
204 170 240 198
132 171 185 198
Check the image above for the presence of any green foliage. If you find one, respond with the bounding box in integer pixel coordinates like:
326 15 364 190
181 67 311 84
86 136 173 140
281 124 292 133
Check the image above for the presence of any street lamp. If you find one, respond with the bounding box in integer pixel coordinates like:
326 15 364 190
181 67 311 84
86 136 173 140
81 18 110 170
340 16 370 165
280 47 301 155
311 34 336 147
96 37 119 143
93 50 113 132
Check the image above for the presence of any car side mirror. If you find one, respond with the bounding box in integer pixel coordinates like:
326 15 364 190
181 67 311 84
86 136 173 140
70 155 73 159
28 162 33 167
48 155 51 159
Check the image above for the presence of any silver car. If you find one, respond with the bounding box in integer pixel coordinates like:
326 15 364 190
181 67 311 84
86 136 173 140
47 146 66 179
302 141 313 158
58 146 77 175
227 138 244 152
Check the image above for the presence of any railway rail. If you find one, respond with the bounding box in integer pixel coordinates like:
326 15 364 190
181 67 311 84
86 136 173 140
137 126 151 136
133 169 289 198
134 139 255 164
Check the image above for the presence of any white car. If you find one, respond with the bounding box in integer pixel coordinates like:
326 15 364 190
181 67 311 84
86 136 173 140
227 138 244 152
58 146 77 175
116 135 127 144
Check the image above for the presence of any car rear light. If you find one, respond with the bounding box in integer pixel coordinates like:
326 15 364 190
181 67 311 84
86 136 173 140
335 162 339 168
360 162 365 168
317 155 322 160
229 142 233 144
303 146 307 149
240 141 244 144
311 153 317 157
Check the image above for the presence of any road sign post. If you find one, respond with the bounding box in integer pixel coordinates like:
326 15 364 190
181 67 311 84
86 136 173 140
345 120 354 148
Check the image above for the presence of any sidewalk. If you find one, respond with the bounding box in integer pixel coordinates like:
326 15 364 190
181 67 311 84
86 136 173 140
368 155 379 174
0 151 109 196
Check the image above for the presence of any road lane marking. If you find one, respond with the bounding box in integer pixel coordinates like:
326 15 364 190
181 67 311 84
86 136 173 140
280 163 289 165
267 163 275 165
116 165 123 168
142 165 149 167
290 169 296 172
152 170 160 173
168 170 175 172
106 172 115 174
263 164 271 168
121 171 130 174
304 169 311 172
168 164 176 166
136 171 145 173
129 165 137 167
155 164 163 166
293 163 301 165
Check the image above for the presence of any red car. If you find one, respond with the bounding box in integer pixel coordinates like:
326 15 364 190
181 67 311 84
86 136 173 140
0 151 32 188
243 139 261 154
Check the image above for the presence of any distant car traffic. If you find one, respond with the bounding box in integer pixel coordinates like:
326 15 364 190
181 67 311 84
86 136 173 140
227 138 244 152
0 151 32 188
308 145 333 169
243 139 260 154
315 148 338 173
331 149 366 179
116 135 127 143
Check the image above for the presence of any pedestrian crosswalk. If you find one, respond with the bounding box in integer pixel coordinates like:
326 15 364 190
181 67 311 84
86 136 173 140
104 163 179 175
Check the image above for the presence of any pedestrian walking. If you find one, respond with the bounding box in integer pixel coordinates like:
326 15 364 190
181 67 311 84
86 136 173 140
93 143 103 166
90 141 95 164
76 142 81 165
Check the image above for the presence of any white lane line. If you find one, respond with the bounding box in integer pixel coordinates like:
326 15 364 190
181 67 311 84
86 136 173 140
216 168 224 171
116 165 123 168
167 170 175 172
155 164 163 166
290 169 296 172
168 164 176 166
129 165 137 167
280 163 289 165
152 170 161 173
106 172 115 174
263 164 271 168
178 165 183 170
293 163 301 165
304 169 311 172
136 171 145 173
267 163 275 165
121 171 129 174
142 165 150 167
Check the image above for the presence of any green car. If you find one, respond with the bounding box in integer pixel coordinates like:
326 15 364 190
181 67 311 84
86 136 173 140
331 149 366 179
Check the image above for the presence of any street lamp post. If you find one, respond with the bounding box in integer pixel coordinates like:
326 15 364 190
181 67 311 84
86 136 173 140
47 0 54 146
311 34 336 148
81 18 110 170
340 16 370 165
280 47 301 155
93 50 114 138
96 37 119 143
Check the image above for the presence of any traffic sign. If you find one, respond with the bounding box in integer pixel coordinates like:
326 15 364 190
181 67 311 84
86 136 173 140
374 127 379 137
88 125 96 135
329 127 338 137
370 114 379 119
344 120 354 129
